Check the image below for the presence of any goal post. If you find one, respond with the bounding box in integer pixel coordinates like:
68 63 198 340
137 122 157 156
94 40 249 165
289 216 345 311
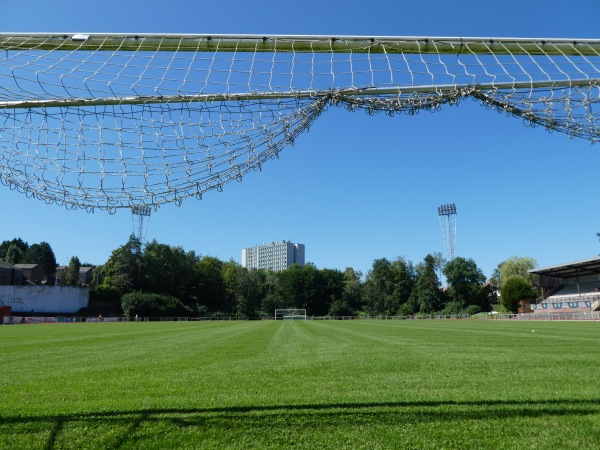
0 33 599 212
274 309 307 320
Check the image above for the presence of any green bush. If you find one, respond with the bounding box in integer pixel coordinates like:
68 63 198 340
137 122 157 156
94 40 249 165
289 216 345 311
440 301 464 315
500 275 537 313
90 285 122 304
463 305 481 315
397 302 415 317
328 299 354 317
492 303 510 313
121 292 192 317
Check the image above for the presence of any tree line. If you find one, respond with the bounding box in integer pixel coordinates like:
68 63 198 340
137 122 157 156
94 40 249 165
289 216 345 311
1 235 540 317
0 238 86 286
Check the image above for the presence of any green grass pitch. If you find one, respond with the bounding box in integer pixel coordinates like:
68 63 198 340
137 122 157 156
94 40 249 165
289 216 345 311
1 320 599 449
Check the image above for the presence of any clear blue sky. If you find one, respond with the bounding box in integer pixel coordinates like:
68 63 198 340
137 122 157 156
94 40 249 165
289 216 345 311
2 0 600 278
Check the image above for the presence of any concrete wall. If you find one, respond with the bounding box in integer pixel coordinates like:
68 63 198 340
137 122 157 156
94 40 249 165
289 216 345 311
0 285 90 313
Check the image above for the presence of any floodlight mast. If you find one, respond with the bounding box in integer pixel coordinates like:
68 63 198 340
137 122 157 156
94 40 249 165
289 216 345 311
438 203 457 261
131 205 151 244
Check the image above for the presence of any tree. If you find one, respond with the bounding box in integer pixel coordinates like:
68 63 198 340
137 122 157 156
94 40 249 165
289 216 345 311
141 241 201 303
363 258 393 314
388 257 416 314
90 284 122 305
65 256 81 285
5 244 25 265
273 264 307 310
195 256 226 313
328 299 354 317
253 263 336 316
139 240 177 295
121 292 191 317
494 256 537 289
431 251 446 280
24 242 57 279
302 264 331 316
500 275 537 313
106 272 135 293
98 235 143 293
222 259 246 315
442 256 489 311
234 268 267 317
340 267 363 312
0 238 28 261
362 257 417 315
411 254 445 313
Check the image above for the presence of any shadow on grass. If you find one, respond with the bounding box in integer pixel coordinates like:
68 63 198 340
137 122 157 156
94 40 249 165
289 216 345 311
2 398 599 449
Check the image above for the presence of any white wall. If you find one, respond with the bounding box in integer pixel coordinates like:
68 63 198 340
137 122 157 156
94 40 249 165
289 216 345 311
0 285 90 313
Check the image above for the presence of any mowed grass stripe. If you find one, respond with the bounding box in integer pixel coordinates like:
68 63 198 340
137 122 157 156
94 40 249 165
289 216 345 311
1 320 599 449
313 320 600 400
1 321 280 413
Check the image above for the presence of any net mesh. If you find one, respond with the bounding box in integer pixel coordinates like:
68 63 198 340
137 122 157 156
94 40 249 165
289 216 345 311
1 34 599 211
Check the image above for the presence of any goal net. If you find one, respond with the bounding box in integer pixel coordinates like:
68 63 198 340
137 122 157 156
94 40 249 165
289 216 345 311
1 34 599 211
275 308 307 320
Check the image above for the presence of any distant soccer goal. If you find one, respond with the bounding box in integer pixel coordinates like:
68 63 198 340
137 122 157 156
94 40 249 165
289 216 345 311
1 34 599 212
275 309 307 320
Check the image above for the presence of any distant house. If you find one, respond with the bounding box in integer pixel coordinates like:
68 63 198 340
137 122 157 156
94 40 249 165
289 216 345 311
55 265 94 286
14 264 44 284
0 261 24 285
79 267 93 285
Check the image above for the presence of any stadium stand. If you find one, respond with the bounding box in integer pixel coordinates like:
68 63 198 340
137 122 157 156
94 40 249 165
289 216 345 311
529 257 600 313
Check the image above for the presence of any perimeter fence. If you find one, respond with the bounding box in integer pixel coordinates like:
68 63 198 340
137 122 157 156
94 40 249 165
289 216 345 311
3 311 600 324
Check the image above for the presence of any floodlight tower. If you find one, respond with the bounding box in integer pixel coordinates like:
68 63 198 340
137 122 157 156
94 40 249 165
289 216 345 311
131 205 151 243
438 203 457 261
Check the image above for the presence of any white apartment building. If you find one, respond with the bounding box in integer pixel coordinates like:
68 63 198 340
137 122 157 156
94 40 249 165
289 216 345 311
242 241 305 272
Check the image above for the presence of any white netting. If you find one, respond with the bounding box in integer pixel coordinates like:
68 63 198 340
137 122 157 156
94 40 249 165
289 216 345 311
0 98 325 211
0 34 599 211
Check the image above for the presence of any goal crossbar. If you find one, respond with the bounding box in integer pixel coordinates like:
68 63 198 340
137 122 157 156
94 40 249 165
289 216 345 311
1 33 600 56
274 309 307 320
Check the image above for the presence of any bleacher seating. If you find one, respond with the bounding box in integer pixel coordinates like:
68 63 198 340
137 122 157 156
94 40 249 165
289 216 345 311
550 281 600 297
532 281 600 313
